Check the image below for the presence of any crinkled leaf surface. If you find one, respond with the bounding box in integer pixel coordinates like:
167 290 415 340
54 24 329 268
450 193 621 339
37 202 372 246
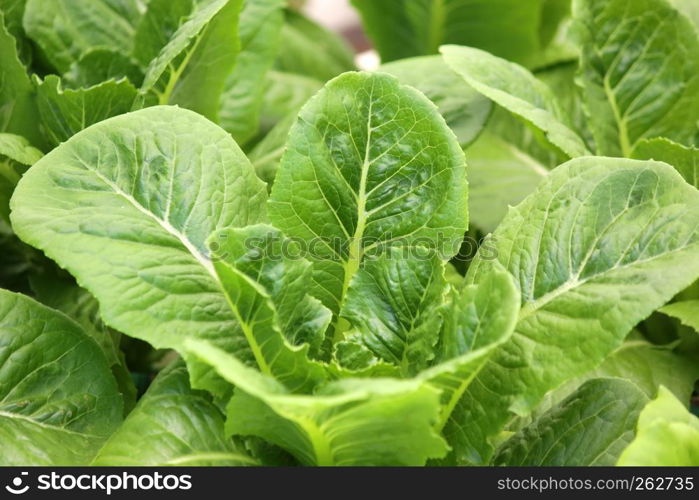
618 387 699 465
268 71 468 319
494 378 648 466
573 0 699 156
93 361 256 466
379 55 492 147
10 106 268 397
208 224 330 392
341 248 447 374
0 289 122 465
185 339 448 466
449 157 699 464
441 45 589 158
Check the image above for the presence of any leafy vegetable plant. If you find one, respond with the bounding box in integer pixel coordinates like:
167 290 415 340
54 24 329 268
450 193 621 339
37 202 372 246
1 0 698 466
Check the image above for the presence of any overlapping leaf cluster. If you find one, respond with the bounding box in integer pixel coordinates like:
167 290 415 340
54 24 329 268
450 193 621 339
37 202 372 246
0 0 698 466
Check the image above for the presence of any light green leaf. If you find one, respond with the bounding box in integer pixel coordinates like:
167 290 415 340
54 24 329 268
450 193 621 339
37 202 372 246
140 0 242 121
659 301 699 334
466 131 547 233
351 0 561 67
258 70 323 133
441 45 589 158
494 378 648 465
0 132 41 166
22 0 141 73
35 75 138 147
63 49 144 89
426 264 519 434
618 386 699 465
341 248 447 374
0 132 41 224
93 361 256 466
132 0 194 67
379 55 492 147
10 106 268 398
632 138 698 189
669 0 699 29
592 338 699 404
219 0 285 145
249 112 297 186
0 289 122 465
268 71 468 320
274 9 355 82
452 157 699 464
208 224 330 392
185 339 448 466
573 0 699 157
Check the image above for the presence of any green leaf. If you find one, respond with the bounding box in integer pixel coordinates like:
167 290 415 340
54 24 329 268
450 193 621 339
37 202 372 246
185 339 448 466
268 71 468 320
0 13 41 147
618 386 699 465
274 9 355 82
258 70 323 133
573 0 699 157
35 75 138 147
379 55 492 147
23 0 141 73
0 132 41 224
0 132 41 166
632 137 698 189
659 301 699 333
466 131 547 233
341 248 447 374
669 0 699 29
351 0 562 67
93 361 256 466
10 106 268 398
132 0 194 67
441 45 589 158
28 268 137 414
591 338 699 404
219 0 285 145
63 49 144 89
208 224 330 392
425 264 519 434
494 378 648 465
0 289 122 465
140 0 243 121
452 157 699 464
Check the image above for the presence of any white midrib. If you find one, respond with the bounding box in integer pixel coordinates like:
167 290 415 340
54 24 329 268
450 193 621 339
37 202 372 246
89 168 216 277
333 89 374 341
